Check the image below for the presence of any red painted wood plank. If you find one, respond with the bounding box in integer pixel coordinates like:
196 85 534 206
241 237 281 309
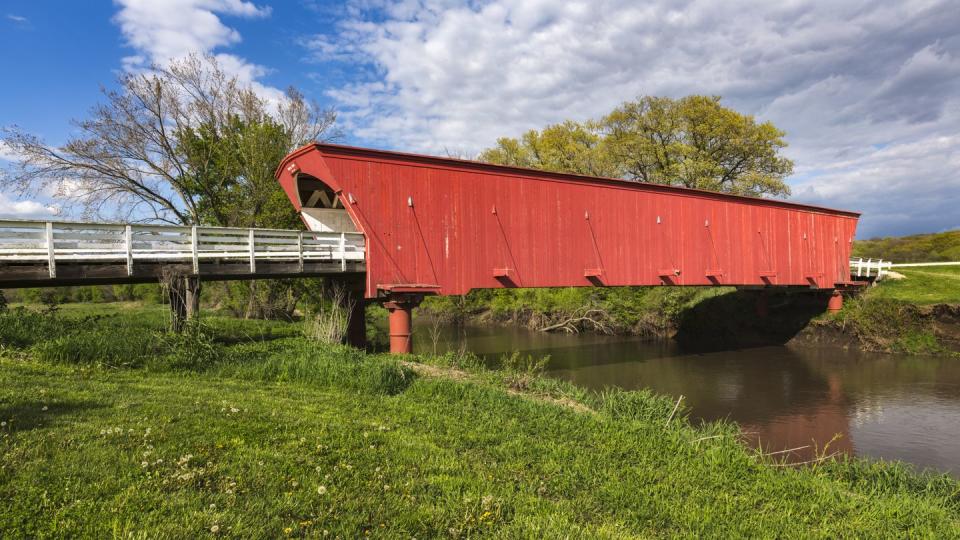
276 144 861 298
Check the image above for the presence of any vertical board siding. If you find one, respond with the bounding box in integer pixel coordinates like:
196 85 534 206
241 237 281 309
276 144 860 298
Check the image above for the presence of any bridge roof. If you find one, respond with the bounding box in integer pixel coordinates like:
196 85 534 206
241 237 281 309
278 143 860 218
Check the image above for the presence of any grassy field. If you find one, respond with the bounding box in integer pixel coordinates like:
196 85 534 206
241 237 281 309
2 305 960 537
866 265 960 304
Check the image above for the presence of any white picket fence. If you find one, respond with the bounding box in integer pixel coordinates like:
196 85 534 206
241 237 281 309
0 219 364 278
849 257 893 280
849 257 960 281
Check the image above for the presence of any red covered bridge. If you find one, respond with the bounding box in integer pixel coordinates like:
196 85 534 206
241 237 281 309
275 143 860 353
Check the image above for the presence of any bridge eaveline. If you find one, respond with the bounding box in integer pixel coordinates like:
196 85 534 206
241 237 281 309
0 143 863 354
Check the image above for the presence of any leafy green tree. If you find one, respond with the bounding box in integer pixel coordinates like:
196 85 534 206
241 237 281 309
1 54 336 224
1 54 339 321
177 116 297 229
176 115 321 319
480 121 617 177
481 95 793 197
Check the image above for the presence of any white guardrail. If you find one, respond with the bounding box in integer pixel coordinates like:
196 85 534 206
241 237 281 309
850 257 960 281
850 257 893 280
0 219 364 278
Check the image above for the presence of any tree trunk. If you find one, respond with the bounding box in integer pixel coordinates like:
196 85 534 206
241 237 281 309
185 277 201 319
244 281 259 319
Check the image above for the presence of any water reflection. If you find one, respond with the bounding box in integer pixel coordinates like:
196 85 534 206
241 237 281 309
413 322 960 477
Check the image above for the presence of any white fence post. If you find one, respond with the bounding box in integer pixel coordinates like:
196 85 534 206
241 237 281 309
248 228 256 273
191 226 199 274
45 221 56 278
125 225 133 276
339 232 346 272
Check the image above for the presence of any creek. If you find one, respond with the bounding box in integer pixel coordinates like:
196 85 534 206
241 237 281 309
412 322 960 477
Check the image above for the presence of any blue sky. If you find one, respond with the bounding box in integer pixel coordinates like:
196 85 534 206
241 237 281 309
2 0 959 238
0 1 344 139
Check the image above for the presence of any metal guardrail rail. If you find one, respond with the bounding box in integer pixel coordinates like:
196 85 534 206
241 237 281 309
0 219 364 279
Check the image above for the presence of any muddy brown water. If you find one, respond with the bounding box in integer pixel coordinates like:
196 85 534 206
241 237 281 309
411 322 960 477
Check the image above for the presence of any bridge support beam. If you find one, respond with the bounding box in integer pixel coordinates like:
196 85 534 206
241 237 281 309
383 295 423 354
185 277 201 319
827 290 844 313
327 276 368 349
167 275 202 333
340 289 367 349
346 298 367 349
755 290 769 318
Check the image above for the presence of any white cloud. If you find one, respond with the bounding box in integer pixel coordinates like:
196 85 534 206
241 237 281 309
0 192 58 219
114 0 269 64
309 0 960 237
6 14 27 23
0 141 20 162
112 0 281 99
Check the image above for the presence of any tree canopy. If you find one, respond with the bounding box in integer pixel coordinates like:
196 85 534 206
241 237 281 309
1 54 338 226
0 54 340 320
480 95 794 198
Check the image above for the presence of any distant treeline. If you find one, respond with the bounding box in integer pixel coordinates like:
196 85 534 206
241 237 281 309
2 284 164 306
854 230 960 263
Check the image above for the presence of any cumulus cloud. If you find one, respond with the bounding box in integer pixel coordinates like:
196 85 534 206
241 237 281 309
112 0 283 100
0 192 58 219
114 0 269 62
0 141 20 162
307 0 960 237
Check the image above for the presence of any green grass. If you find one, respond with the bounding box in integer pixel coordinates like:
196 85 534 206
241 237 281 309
2 305 960 537
867 265 960 305
831 296 951 355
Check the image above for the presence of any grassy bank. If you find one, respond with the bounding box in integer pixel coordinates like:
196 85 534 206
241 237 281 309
2 305 959 536
793 265 960 355
867 265 960 305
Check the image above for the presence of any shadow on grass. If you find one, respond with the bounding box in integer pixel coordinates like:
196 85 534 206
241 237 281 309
0 399 104 433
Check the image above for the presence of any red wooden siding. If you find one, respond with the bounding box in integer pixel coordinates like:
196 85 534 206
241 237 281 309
276 144 860 299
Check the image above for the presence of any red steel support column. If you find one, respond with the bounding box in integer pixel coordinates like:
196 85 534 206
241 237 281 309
383 295 423 354
827 290 844 313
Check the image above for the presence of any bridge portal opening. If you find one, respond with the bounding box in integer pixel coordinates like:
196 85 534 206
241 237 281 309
296 174 358 233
